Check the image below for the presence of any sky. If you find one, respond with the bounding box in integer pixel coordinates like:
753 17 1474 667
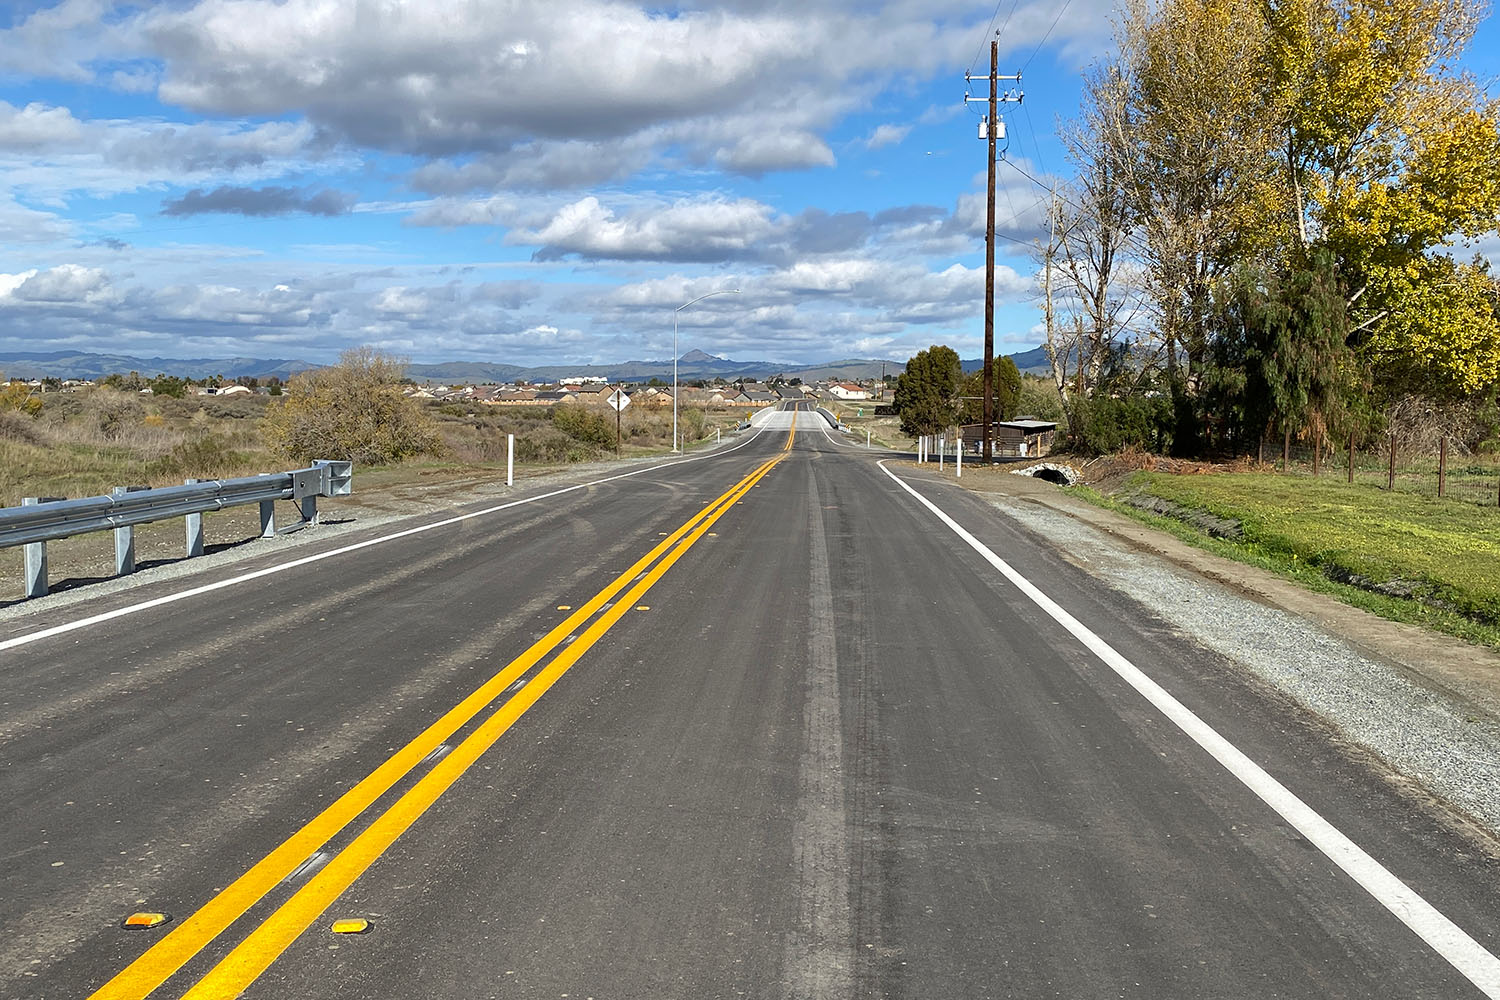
0 1 1494 369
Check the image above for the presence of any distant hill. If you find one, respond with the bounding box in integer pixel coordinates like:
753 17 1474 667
0 350 318 381
2 345 1053 384
963 345 1053 376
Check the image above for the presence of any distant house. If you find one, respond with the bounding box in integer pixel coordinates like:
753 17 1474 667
490 390 538 405
532 390 576 406
741 391 778 408
827 382 870 400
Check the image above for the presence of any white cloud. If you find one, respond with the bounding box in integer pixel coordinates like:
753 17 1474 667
864 123 911 150
510 195 782 261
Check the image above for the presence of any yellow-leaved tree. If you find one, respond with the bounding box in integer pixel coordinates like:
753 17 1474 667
1267 0 1500 395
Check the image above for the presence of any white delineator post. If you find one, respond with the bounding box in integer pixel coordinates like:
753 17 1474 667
957 439 963 478
507 434 514 487
939 437 945 471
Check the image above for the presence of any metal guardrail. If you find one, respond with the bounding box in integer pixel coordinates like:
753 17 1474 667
3 459 352 600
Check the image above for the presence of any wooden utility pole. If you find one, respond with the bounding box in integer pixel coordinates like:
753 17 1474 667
983 39 997 464
966 51 1021 463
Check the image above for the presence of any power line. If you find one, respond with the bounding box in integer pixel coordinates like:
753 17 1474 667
967 0 1010 76
1021 0 1075 72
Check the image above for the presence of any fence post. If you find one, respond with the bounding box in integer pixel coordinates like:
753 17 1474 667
1348 434 1354 484
1312 428 1321 477
1439 435 1447 498
22 497 47 598
112 486 135 577
1389 434 1396 490
1283 429 1291 471
185 479 205 557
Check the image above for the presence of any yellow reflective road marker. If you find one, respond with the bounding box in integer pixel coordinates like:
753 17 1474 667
330 919 370 935
121 913 169 930
91 454 780 1000
181 453 782 999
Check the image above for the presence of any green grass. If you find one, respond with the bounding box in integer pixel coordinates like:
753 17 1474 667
1080 471 1500 649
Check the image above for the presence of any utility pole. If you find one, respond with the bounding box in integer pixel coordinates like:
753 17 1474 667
966 44 1022 463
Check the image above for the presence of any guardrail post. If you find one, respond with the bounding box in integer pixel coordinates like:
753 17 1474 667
184 479 205 557
299 494 318 526
260 497 276 538
22 498 47 598
112 486 135 576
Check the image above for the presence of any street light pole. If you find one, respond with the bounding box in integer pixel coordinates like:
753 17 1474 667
673 288 740 452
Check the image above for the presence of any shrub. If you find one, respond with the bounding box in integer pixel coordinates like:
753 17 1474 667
0 409 44 445
83 389 145 440
552 403 615 448
262 348 439 465
150 434 252 479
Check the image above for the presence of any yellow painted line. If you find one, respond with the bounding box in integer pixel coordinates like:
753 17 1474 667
180 455 783 998
88 456 779 1000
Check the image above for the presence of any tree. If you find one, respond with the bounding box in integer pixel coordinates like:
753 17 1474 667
1120 0 1284 393
1266 0 1500 395
960 357 1023 424
0 376 42 416
263 347 439 465
892 345 962 436
1205 251 1362 451
1055 62 1141 400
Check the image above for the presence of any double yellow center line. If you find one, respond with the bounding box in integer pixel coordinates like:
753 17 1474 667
92 429 793 999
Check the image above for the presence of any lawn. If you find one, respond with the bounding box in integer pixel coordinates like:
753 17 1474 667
1102 470 1500 646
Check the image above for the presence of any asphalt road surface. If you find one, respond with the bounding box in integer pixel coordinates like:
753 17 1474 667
3 402 1499 999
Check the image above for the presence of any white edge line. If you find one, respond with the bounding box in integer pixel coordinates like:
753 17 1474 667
876 459 1500 998
0 425 771 654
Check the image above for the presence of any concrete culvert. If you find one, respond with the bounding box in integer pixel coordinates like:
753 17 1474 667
1010 462 1082 486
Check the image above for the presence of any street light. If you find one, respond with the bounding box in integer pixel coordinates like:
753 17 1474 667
673 288 740 452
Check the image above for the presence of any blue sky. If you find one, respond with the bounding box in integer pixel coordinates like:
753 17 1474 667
0 1 1492 368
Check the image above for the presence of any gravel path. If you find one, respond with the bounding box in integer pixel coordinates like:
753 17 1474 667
989 493 1500 838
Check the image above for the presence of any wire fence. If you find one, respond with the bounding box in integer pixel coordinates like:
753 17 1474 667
1256 432 1500 507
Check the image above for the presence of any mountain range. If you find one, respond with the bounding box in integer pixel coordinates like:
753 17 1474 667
0 346 1054 384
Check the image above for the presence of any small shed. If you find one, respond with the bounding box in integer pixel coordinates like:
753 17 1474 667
958 419 1057 457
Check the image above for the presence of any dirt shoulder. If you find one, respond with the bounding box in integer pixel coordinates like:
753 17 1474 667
946 462 1500 723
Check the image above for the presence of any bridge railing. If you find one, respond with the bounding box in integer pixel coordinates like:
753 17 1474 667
2 460 352 599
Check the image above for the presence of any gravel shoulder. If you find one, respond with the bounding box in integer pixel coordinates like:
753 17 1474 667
948 463 1500 841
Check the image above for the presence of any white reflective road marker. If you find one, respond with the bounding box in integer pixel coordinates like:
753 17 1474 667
879 460 1500 998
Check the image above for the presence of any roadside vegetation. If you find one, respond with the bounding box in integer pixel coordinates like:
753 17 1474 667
0 354 741 509
1077 462 1500 648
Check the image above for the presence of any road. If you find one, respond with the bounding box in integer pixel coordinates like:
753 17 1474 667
2 401 1498 999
